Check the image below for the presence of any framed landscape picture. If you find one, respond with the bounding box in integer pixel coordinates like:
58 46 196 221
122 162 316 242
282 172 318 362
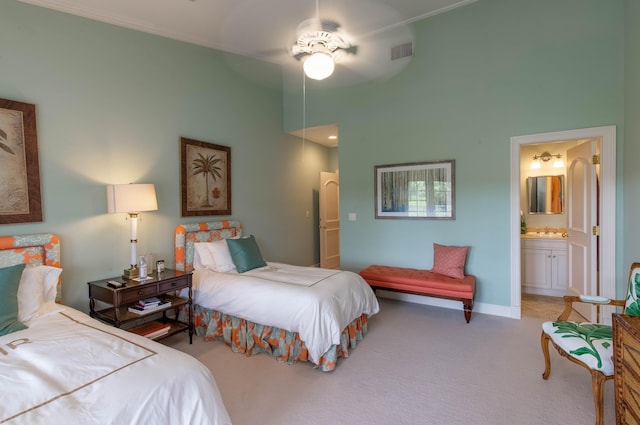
374 159 455 220
180 137 231 216
0 97 42 224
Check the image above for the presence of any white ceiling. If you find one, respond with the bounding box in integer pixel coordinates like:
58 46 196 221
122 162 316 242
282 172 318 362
17 0 476 146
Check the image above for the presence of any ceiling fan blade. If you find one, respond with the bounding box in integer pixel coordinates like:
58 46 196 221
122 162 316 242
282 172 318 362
310 23 414 88
337 45 358 56
293 52 308 61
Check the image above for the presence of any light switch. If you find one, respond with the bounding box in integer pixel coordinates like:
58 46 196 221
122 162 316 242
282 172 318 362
348 213 357 221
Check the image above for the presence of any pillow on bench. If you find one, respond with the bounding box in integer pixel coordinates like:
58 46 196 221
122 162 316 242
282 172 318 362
431 243 469 279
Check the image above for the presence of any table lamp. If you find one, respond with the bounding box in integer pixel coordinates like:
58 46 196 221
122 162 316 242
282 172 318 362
106 183 158 279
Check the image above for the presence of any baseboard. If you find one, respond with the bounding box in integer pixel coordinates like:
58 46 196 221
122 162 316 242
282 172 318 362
375 290 519 320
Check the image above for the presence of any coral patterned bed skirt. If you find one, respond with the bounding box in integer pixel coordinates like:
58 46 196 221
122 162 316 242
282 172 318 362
185 305 369 372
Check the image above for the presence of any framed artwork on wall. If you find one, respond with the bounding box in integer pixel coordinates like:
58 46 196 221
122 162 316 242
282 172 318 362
374 159 455 220
180 137 231 216
0 97 42 224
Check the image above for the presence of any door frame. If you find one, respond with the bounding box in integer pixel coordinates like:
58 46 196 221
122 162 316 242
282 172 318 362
510 126 616 322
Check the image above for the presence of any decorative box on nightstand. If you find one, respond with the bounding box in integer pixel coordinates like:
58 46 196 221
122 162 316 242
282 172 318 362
87 269 193 343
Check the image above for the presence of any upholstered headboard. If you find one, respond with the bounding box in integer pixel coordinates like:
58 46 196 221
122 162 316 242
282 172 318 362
0 233 62 302
174 221 242 272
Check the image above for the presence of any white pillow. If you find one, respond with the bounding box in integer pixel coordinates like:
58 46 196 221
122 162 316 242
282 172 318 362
17 265 63 322
194 242 216 270
209 239 236 272
193 240 236 272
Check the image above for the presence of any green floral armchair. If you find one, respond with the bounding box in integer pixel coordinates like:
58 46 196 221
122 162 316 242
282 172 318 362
540 262 640 425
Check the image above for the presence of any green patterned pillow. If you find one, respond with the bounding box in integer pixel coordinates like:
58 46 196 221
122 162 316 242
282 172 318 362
625 267 640 316
0 263 28 336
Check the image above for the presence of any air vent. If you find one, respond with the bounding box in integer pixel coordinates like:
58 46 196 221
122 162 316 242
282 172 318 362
391 42 413 60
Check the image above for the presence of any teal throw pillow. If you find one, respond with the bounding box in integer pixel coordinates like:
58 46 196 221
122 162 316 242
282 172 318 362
0 263 28 336
227 235 267 273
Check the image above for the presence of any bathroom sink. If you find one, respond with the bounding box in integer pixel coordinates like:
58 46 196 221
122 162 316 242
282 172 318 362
521 232 567 239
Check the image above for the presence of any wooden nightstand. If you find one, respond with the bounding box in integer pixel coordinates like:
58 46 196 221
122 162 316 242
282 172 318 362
88 269 193 343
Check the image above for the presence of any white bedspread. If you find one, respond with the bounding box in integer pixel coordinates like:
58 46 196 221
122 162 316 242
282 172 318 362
190 262 380 364
0 307 231 425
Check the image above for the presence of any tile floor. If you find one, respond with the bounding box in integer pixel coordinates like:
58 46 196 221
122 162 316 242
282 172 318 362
521 293 585 321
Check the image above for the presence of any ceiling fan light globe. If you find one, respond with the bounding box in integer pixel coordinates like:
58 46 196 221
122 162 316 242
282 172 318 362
303 53 335 80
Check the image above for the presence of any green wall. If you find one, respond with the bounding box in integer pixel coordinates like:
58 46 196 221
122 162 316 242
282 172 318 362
284 0 627 308
0 1 331 311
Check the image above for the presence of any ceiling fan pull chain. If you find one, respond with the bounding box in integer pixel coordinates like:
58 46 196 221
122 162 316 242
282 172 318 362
302 69 306 162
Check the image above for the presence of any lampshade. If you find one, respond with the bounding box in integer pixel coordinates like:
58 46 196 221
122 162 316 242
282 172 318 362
303 53 335 80
106 184 158 214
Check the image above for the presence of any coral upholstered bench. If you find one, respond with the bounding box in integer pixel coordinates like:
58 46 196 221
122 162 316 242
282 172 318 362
359 266 476 322
359 244 476 323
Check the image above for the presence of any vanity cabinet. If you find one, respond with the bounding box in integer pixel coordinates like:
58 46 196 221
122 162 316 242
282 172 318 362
521 238 568 296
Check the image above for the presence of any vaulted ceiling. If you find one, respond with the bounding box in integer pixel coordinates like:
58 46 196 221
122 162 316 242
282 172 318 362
17 0 476 145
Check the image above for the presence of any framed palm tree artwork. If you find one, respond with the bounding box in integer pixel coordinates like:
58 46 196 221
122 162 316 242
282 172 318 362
180 137 231 216
0 97 42 224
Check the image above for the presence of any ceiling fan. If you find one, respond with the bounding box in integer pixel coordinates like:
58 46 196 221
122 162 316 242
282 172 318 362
291 17 357 80
220 0 415 88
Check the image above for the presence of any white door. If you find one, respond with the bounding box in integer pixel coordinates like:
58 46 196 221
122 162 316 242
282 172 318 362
319 172 340 269
566 140 598 321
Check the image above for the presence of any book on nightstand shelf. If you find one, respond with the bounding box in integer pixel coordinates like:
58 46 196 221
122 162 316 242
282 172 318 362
128 300 172 315
137 297 162 307
129 320 171 339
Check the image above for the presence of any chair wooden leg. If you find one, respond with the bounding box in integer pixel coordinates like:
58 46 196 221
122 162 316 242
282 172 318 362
541 331 552 379
591 370 607 425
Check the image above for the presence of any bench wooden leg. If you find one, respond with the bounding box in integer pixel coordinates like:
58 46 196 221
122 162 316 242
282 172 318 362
463 302 472 323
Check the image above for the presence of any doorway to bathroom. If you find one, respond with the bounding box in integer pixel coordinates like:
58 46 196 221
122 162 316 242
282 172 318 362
510 126 616 324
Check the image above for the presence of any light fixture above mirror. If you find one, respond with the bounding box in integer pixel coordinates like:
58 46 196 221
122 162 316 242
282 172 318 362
531 151 564 169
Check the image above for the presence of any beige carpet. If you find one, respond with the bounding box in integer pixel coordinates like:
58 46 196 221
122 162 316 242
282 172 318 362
164 298 615 425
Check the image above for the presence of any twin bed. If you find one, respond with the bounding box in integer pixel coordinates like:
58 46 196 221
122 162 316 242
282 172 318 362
0 233 231 425
174 221 379 371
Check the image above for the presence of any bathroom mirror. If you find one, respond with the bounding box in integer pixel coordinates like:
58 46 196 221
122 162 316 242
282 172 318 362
527 175 564 214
